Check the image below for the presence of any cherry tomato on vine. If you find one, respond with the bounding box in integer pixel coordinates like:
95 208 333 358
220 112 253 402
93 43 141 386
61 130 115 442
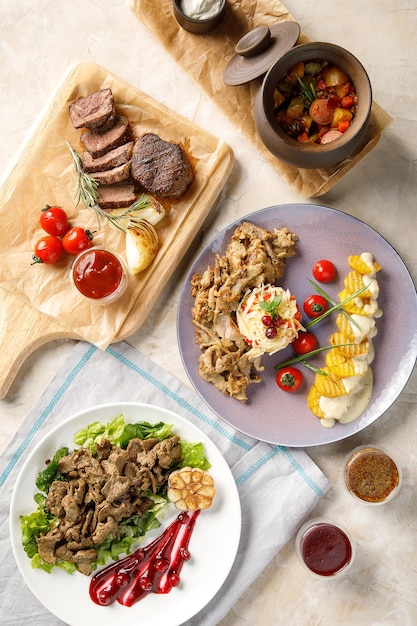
303 294 329 318
312 259 337 283
276 366 303 392
39 205 69 237
292 331 318 355
62 227 94 255
31 235 64 265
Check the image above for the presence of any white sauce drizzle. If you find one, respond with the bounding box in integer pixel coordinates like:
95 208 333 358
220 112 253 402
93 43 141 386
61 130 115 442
320 370 373 428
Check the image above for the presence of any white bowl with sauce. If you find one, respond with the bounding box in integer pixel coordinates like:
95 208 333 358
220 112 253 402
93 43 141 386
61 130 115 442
172 0 227 34
70 247 128 305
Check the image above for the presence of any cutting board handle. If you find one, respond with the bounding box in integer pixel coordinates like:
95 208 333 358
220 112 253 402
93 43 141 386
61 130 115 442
0 289 78 398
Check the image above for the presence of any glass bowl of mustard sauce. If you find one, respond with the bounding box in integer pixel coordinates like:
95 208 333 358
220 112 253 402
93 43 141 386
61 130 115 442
342 445 402 505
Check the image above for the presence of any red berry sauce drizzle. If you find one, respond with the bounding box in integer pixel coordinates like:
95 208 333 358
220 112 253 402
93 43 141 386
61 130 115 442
89 510 200 607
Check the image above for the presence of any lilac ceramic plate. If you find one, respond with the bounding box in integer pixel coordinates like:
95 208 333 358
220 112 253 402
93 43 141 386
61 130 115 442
177 204 417 447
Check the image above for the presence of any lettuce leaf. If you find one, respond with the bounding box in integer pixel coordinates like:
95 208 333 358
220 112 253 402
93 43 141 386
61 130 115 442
21 507 56 558
180 441 211 470
73 414 173 451
35 447 69 493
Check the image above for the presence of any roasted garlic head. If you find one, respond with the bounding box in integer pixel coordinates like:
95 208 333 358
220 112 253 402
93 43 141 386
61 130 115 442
167 467 216 511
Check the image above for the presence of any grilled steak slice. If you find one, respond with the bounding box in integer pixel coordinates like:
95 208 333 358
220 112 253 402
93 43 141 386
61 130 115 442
97 183 136 209
81 115 132 158
131 133 194 197
82 141 134 173
89 160 131 185
69 89 116 130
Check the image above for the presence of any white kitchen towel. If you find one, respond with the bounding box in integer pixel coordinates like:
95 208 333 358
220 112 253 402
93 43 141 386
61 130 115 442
0 341 329 625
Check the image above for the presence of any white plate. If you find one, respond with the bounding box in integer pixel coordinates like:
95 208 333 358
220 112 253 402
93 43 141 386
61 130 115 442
9 402 241 626
177 204 417 446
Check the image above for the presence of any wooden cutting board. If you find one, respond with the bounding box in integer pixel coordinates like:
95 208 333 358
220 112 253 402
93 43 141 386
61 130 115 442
0 62 234 398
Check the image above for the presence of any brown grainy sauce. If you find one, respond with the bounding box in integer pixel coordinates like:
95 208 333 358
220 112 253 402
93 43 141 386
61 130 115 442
344 447 400 503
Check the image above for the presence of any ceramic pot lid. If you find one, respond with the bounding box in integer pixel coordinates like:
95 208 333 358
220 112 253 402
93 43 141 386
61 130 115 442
223 21 301 86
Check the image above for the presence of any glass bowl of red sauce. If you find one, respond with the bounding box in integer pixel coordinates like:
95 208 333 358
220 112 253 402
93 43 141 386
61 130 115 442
71 247 127 304
342 445 402 505
295 518 355 579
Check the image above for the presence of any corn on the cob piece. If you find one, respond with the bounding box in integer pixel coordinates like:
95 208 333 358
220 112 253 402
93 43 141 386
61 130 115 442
329 332 370 357
314 367 349 398
344 270 378 299
325 348 362 378
339 289 374 316
348 254 382 275
307 385 325 419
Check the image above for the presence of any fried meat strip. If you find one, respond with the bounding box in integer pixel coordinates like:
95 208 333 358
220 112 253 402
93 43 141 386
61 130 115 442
191 222 298 401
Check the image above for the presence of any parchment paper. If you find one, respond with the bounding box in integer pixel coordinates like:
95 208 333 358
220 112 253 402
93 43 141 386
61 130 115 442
131 0 393 197
0 61 233 349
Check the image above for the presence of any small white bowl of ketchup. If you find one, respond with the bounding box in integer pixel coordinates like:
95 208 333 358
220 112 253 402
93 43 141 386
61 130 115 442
71 247 127 304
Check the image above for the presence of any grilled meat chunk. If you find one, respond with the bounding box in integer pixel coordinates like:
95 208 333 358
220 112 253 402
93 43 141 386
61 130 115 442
96 183 137 209
88 160 132 185
82 141 133 173
131 133 194 198
81 115 132 158
69 88 116 131
36 435 182 575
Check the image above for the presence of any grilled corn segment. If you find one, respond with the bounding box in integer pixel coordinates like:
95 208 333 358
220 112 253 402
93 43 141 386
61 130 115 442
307 385 325 419
329 332 370 357
348 254 382 275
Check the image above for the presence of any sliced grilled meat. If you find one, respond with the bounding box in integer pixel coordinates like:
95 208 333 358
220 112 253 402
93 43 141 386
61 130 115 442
131 133 194 198
97 183 137 209
81 115 132 158
82 141 134 173
69 88 116 131
88 160 131 185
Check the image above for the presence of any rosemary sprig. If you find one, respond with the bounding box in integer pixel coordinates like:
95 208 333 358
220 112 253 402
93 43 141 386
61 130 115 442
295 74 317 104
305 282 372 329
274 343 355 371
66 141 152 233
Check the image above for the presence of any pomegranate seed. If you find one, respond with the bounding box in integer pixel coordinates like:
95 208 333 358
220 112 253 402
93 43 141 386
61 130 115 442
265 326 277 339
262 315 272 327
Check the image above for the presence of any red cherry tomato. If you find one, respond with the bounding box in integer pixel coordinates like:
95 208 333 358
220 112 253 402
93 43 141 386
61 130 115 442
276 366 303 392
62 227 94 255
312 259 337 283
292 331 319 355
32 235 64 265
39 205 69 237
303 294 329 319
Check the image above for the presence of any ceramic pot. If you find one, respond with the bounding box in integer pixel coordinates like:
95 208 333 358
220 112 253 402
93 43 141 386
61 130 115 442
254 42 372 169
